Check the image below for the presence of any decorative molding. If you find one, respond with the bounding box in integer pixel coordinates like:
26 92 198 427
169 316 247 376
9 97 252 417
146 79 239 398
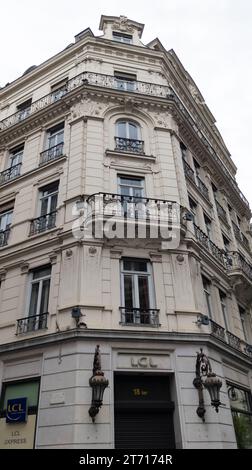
149 252 162 263
110 248 123 259
0 270 7 281
112 16 134 33
20 262 29 274
49 252 58 265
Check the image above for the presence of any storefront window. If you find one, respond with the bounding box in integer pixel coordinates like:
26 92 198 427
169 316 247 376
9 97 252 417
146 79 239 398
228 384 252 449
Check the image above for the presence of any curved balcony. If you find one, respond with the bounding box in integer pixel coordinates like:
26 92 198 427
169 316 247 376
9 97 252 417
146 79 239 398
227 251 252 302
114 137 144 154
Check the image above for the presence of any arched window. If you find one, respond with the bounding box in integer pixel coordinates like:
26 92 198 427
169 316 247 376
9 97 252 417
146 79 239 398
115 120 144 154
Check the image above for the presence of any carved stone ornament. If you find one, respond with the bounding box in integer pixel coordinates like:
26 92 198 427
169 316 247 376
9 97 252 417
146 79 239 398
70 98 108 120
153 111 171 129
112 16 133 33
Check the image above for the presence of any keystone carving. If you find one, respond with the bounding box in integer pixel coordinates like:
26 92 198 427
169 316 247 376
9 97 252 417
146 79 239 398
112 16 133 33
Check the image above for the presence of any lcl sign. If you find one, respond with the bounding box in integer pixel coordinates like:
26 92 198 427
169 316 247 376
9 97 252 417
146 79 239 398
6 398 27 423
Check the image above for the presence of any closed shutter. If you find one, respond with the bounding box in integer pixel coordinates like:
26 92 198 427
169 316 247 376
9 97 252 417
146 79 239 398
115 408 175 449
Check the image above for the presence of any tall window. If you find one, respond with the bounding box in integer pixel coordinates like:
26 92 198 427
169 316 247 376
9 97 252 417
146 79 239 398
28 266 51 318
51 79 68 102
202 276 212 319
1 145 24 183
239 305 247 341
47 123 64 149
180 142 187 160
188 197 197 224
39 182 58 217
118 176 145 217
114 71 136 91
204 214 212 240
115 120 143 153
8 145 23 168
0 205 13 247
112 32 133 44
16 99 32 121
228 384 252 449
219 290 229 330
121 259 157 325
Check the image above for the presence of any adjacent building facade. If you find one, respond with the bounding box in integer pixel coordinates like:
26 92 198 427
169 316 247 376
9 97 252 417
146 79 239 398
0 15 252 449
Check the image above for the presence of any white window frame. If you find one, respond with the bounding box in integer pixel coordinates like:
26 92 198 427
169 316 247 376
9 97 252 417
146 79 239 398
202 276 212 319
38 183 59 217
116 120 140 140
8 147 23 169
120 259 156 324
27 267 51 318
0 209 13 231
47 125 64 150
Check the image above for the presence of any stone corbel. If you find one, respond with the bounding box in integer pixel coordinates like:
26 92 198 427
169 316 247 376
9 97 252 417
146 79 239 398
0 270 7 282
110 248 123 260
149 252 162 263
20 262 29 275
49 253 58 265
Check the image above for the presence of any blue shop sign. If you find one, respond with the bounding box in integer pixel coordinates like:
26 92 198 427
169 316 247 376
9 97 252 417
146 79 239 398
6 397 27 423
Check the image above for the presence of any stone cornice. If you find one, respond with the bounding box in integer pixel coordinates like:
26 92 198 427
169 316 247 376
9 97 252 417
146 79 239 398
0 328 251 367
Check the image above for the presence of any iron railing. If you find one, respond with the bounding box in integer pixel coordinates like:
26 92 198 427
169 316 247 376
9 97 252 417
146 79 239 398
232 221 242 240
193 223 227 266
114 137 144 154
0 163 22 185
30 211 57 235
16 313 48 334
215 199 228 224
229 252 252 280
196 176 209 200
39 142 64 165
0 228 10 247
209 319 252 359
120 307 160 326
183 159 195 184
0 70 249 209
209 319 226 342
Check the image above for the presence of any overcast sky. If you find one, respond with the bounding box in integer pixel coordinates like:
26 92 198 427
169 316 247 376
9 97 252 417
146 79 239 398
1 0 252 210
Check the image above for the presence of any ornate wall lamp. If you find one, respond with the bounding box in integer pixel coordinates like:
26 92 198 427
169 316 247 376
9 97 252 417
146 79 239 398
88 345 109 423
193 348 222 422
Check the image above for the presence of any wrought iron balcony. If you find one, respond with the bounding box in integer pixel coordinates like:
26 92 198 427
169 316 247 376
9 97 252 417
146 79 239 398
120 307 160 326
193 223 227 267
39 142 64 166
30 211 57 236
0 228 10 247
209 319 226 342
196 176 209 200
0 71 249 211
215 199 228 224
114 137 144 154
232 221 242 240
0 163 22 185
209 319 252 359
183 159 195 184
229 252 252 280
16 312 48 334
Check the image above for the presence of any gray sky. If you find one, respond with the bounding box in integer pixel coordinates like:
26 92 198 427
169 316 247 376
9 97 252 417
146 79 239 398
1 0 252 210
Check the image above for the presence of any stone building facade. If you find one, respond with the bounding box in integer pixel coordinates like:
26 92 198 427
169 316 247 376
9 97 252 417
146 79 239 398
0 15 251 449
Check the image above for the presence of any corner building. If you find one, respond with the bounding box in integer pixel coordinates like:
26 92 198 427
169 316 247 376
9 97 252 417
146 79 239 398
0 15 252 449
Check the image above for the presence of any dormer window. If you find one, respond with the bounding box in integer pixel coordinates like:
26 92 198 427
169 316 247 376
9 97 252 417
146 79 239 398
51 79 68 102
114 71 137 92
112 31 133 44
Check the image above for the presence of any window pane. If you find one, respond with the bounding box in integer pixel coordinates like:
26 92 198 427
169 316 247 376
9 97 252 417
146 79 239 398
232 412 252 449
50 194 58 212
40 278 50 314
129 122 138 140
33 266 51 279
117 122 126 138
2 381 40 409
123 259 148 272
124 275 134 309
138 276 150 310
40 197 49 216
29 283 39 316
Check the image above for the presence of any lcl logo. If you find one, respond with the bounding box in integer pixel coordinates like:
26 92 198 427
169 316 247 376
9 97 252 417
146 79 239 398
6 398 27 423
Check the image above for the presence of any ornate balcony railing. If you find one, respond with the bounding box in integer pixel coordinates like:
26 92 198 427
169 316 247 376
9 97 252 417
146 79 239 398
16 313 48 334
196 176 209 200
30 211 57 236
193 223 227 266
39 142 64 166
229 252 252 280
114 137 144 154
120 307 160 326
0 228 10 247
209 319 252 359
0 163 22 185
0 70 249 210
209 319 226 342
183 159 195 184
215 199 228 224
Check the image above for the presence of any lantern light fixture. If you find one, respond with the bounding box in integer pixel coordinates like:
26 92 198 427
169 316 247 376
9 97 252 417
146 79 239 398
88 345 109 423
